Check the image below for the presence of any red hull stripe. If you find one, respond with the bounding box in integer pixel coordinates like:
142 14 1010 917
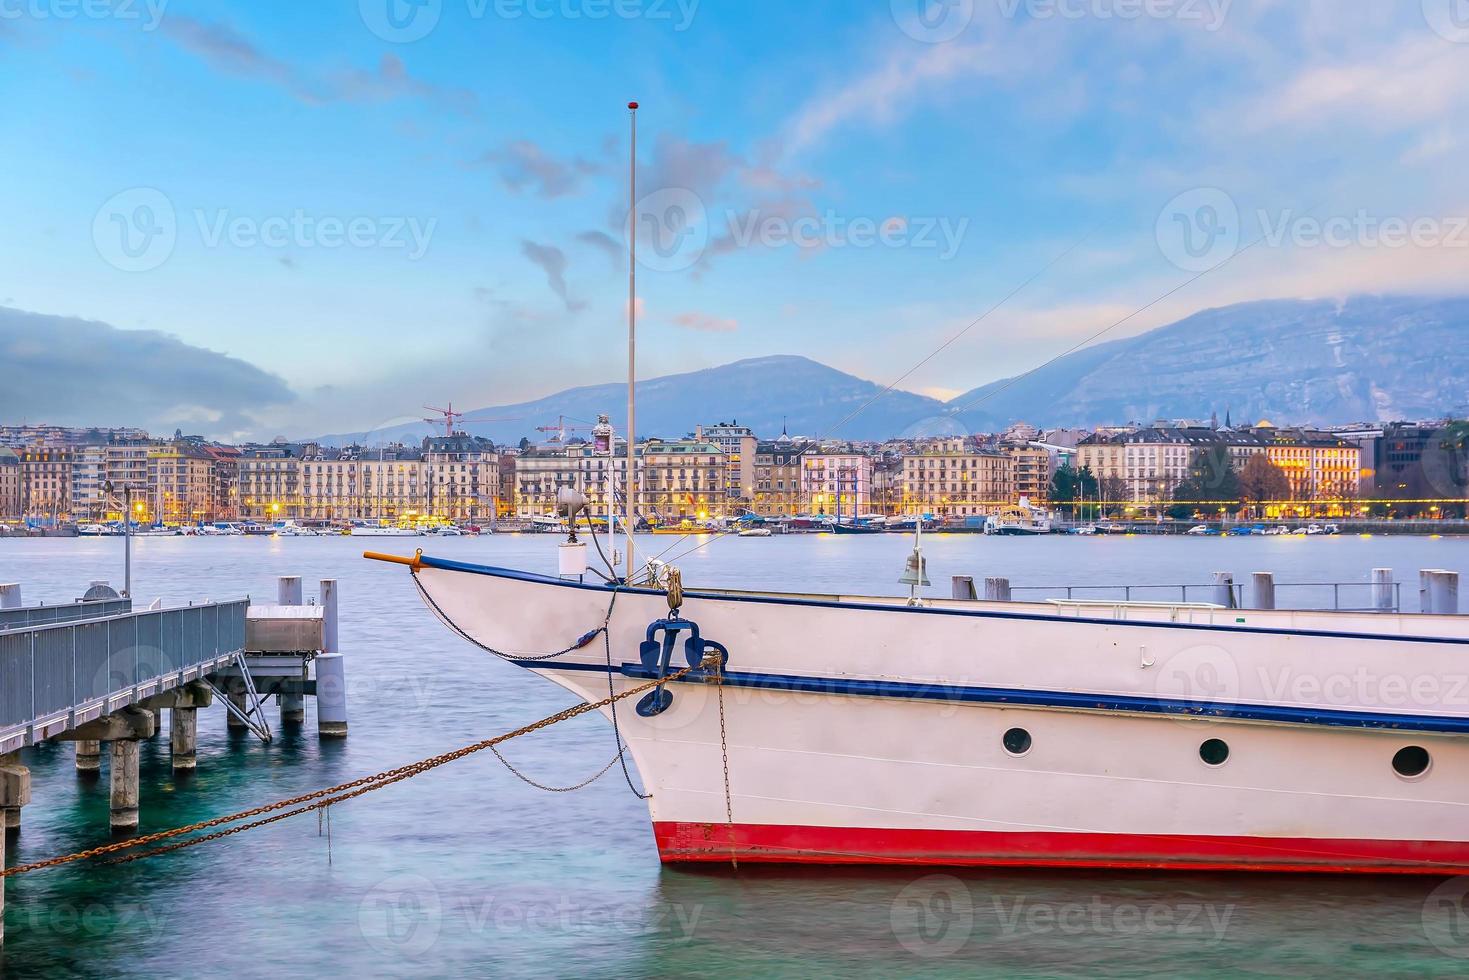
654 823 1469 875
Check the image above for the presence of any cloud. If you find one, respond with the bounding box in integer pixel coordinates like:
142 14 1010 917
671 311 737 333
474 140 603 198
520 241 583 312
161 17 475 115
577 229 624 267
0 307 295 441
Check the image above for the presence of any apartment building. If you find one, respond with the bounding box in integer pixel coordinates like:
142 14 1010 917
1006 444 1052 505
802 450 874 516
147 442 215 523
424 435 498 521
898 438 1012 517
0 448 20 522
752 439 810 517
19 446 73 523
695 421 758 507
641 440 724 520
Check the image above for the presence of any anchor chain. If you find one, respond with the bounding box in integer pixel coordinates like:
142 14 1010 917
413 571 621 663
713 656 738 871
0 665 696 879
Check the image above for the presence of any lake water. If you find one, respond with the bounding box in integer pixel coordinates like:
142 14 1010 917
2 533 1468 978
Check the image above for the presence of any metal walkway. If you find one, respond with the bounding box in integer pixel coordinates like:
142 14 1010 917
0 598 249 755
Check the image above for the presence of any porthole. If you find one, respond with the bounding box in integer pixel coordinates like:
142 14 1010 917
1392 746 1431 779
1003 727 1032 756
1199 738 1229 767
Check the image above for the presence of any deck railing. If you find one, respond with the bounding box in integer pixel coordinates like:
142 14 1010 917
0 600 249 738
0 598 133 632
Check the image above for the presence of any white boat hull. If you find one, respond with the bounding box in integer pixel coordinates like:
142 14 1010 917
393 555 1469 873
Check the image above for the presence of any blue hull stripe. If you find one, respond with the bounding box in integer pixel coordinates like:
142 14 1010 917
417 554 1468 647
510 659 1469 735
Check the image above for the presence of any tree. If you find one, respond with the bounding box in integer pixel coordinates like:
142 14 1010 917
1168 448 1241 518
1049 464 1100 518
1238 454 1290 514
518 436 532 451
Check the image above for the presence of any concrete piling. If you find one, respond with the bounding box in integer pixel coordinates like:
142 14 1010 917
1372 569 1395 612
1251 572 1276 610
951 576 977 600
170 707 198 770
984 577 1012 602
0 583 20 610
226 688 249 730
75 739 102 773
1423 570 1461 615
1212 572 1236 609
277 574 308 724
316 579 347 737
1 754 30 835
109 739 140 831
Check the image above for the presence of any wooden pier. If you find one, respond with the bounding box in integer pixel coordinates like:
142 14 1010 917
0 575 349 945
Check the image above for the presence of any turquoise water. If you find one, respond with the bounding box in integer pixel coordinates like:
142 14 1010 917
2 533 1468 978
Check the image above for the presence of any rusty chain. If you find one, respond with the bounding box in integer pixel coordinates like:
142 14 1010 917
713 656 738 871
1 665 695 879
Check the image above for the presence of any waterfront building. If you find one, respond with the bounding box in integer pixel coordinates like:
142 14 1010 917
19 446 73 524
898 438 1011 517
239 443 305 520
695 421 758 510
201 445 242 523
147 442 215 524
802 449 874 516
1005 444 1053 505
424 434 499 521
70 445 108 521
513 447 581 518
0 424 149 450
640 439 724 521
299 444 428 522
1251 424 1361 501
0 448 19 522
752 440 811 517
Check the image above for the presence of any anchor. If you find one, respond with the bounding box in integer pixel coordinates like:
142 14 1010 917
635 617 729 717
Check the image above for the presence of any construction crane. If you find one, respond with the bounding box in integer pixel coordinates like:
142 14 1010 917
423 402 521 438
535 414 595 443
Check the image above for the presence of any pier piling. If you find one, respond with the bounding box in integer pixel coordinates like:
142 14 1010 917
226 686 250 731
109 740 140 832
1251 573 1276 610
1 753 30 834
277 576 307 724
1423 570 1461 615
984 577 1012 602
1373 569 1395 612
75 740 102 773
951 576 977 600
316 579 347 737
0 583 20 610
170 708 198 770
1212 572 1236 609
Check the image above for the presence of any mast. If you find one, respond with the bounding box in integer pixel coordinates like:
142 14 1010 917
625 101 638 582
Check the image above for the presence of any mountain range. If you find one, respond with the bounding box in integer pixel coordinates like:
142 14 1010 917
317 295 1469 446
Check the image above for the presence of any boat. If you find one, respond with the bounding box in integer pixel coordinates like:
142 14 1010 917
737 527 773 538
368 105 1469 875
985 497 1053 536
370 546 1469 873
829 521 881 535
349 524 423 537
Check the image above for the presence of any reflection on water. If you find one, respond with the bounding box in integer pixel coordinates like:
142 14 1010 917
0 534 1466 976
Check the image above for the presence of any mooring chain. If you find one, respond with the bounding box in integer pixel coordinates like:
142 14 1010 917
713 657 738 871
488 742 624 794
0 665 696 879
413 572 622 663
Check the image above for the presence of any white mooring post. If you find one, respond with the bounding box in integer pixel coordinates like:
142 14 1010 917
984 577 1012 602
1251 572 1276 610
278 576 306 725
1424 570 1461 615
0 583 20 610
1372 569 1395 613
316 579 347 738
1212 572 1236 609
951 576 977 600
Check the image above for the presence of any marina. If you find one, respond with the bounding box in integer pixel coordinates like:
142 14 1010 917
0 534 1466 973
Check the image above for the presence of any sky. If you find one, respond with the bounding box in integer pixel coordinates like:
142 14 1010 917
2 0 1468 441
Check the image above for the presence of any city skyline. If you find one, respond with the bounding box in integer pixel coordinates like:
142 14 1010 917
4 4 1469 440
